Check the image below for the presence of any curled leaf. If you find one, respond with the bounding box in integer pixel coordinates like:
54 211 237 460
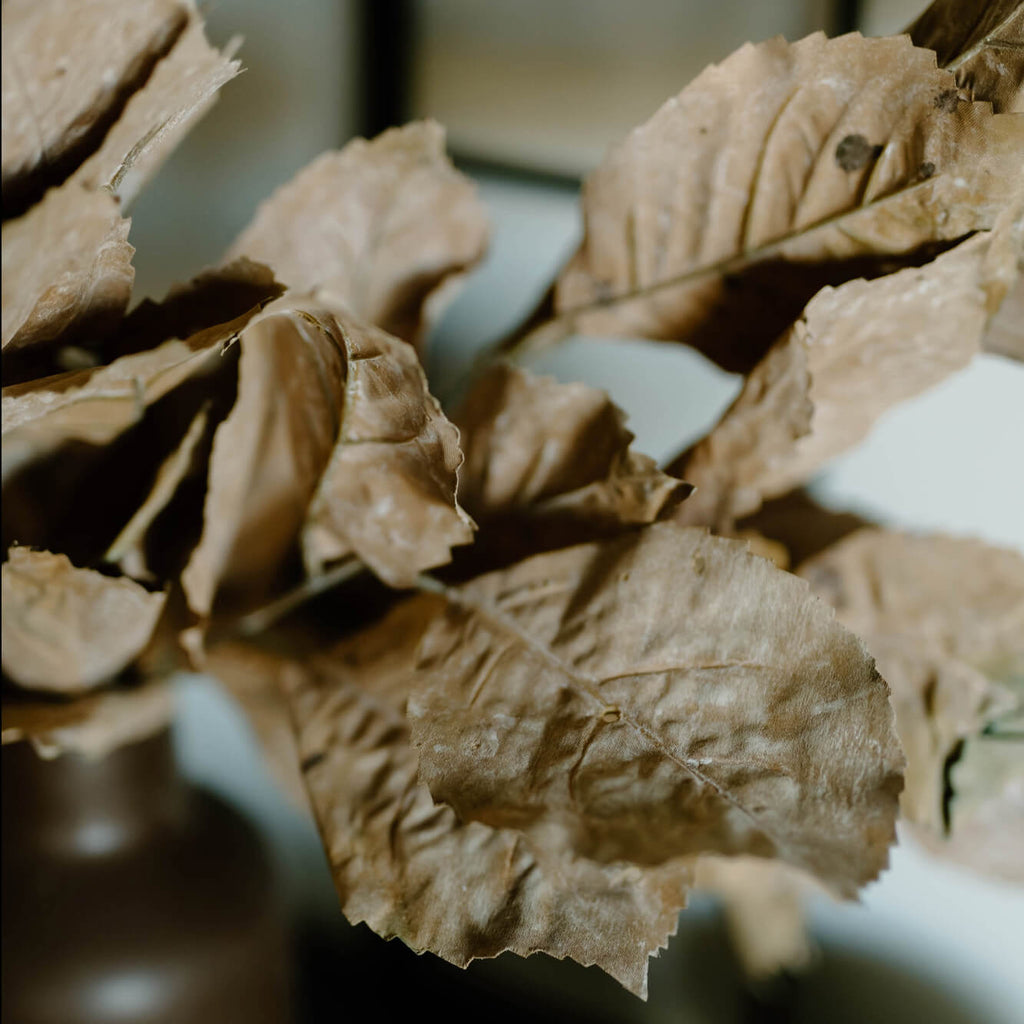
0 0 188 210
281 604 691 999
799 529 1024 834
551 32 1023 373
228 121 489 350
674 232 1007 529
909 0 1024 113
2 547 166 694
408 522 903 896
1 185 133 365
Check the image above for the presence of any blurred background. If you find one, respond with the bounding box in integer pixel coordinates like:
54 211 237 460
125 1 1024 1021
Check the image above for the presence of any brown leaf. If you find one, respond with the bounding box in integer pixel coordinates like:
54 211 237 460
909 0 1024 113
1 185 133 363
280 603 691 998
227 122 489 350
182 297 472 622
407 522 903 896
456 363 686 526
550 32 1023 374
673 231 1007 530
71 9 241 208
2 546 166 694
0 0 188 211
2 677 173 759
799 529 1024 834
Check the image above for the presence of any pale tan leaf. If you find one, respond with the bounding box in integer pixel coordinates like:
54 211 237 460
72 10 241 208
1 185 133 360
1 0 188 205
2 546 166 694
182 297 471 622
408 521 903 897
799 529 1024 833
1 678 173 760
674 232 1005 529
909 0 1024 112
2 326 233 483
281 603 691 999
456 364 686 527
551 32 1023 373
104 403 210 579
228 121 489 349
985 270 1024 358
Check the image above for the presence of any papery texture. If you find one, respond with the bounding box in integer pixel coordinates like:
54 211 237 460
799 529 1024 833
2 547 166 694
407 522 903 896
71 10 240 207
552 32 1023 373
281 603 691 999
228 122 489 349
909 0 1024 112
673 232 1005 529
2 185 133 359
1 0 187 202
1 679 173 759
456 364 685 526
182 298 471 623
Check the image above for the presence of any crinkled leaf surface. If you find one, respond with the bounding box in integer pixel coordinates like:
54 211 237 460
228 122 489 350
799 529 1024 833
72 9 241 208
673 232 1006 529
408 521 903 896
2 546 166 694
1 185 134 360
281 600 691 999
182 297 471 622
551 32 1023 373
0 0 187 204
909 0 1024 112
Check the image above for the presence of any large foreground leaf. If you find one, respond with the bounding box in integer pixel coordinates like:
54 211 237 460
281 602 691 999
549 32 1022 373
407 522 903 895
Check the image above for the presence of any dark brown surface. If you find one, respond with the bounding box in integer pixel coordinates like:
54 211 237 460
2 730 291 1023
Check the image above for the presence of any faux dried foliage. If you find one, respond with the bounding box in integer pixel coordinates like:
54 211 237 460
2 0 1022 1003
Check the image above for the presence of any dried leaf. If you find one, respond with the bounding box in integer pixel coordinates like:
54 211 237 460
228 122 489 349
1 678 173 760
551 32 1023 373
407 522 902 896
2 546 166 694
799 529 1024 833
984 269 1024 358
71 10 241 208
0 0 188 209
456 364 686 526
673 232 1006 529
909 0 1024 112
2 327 231 483
182 297 472 622
1 185 133 361
281 604 691 999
